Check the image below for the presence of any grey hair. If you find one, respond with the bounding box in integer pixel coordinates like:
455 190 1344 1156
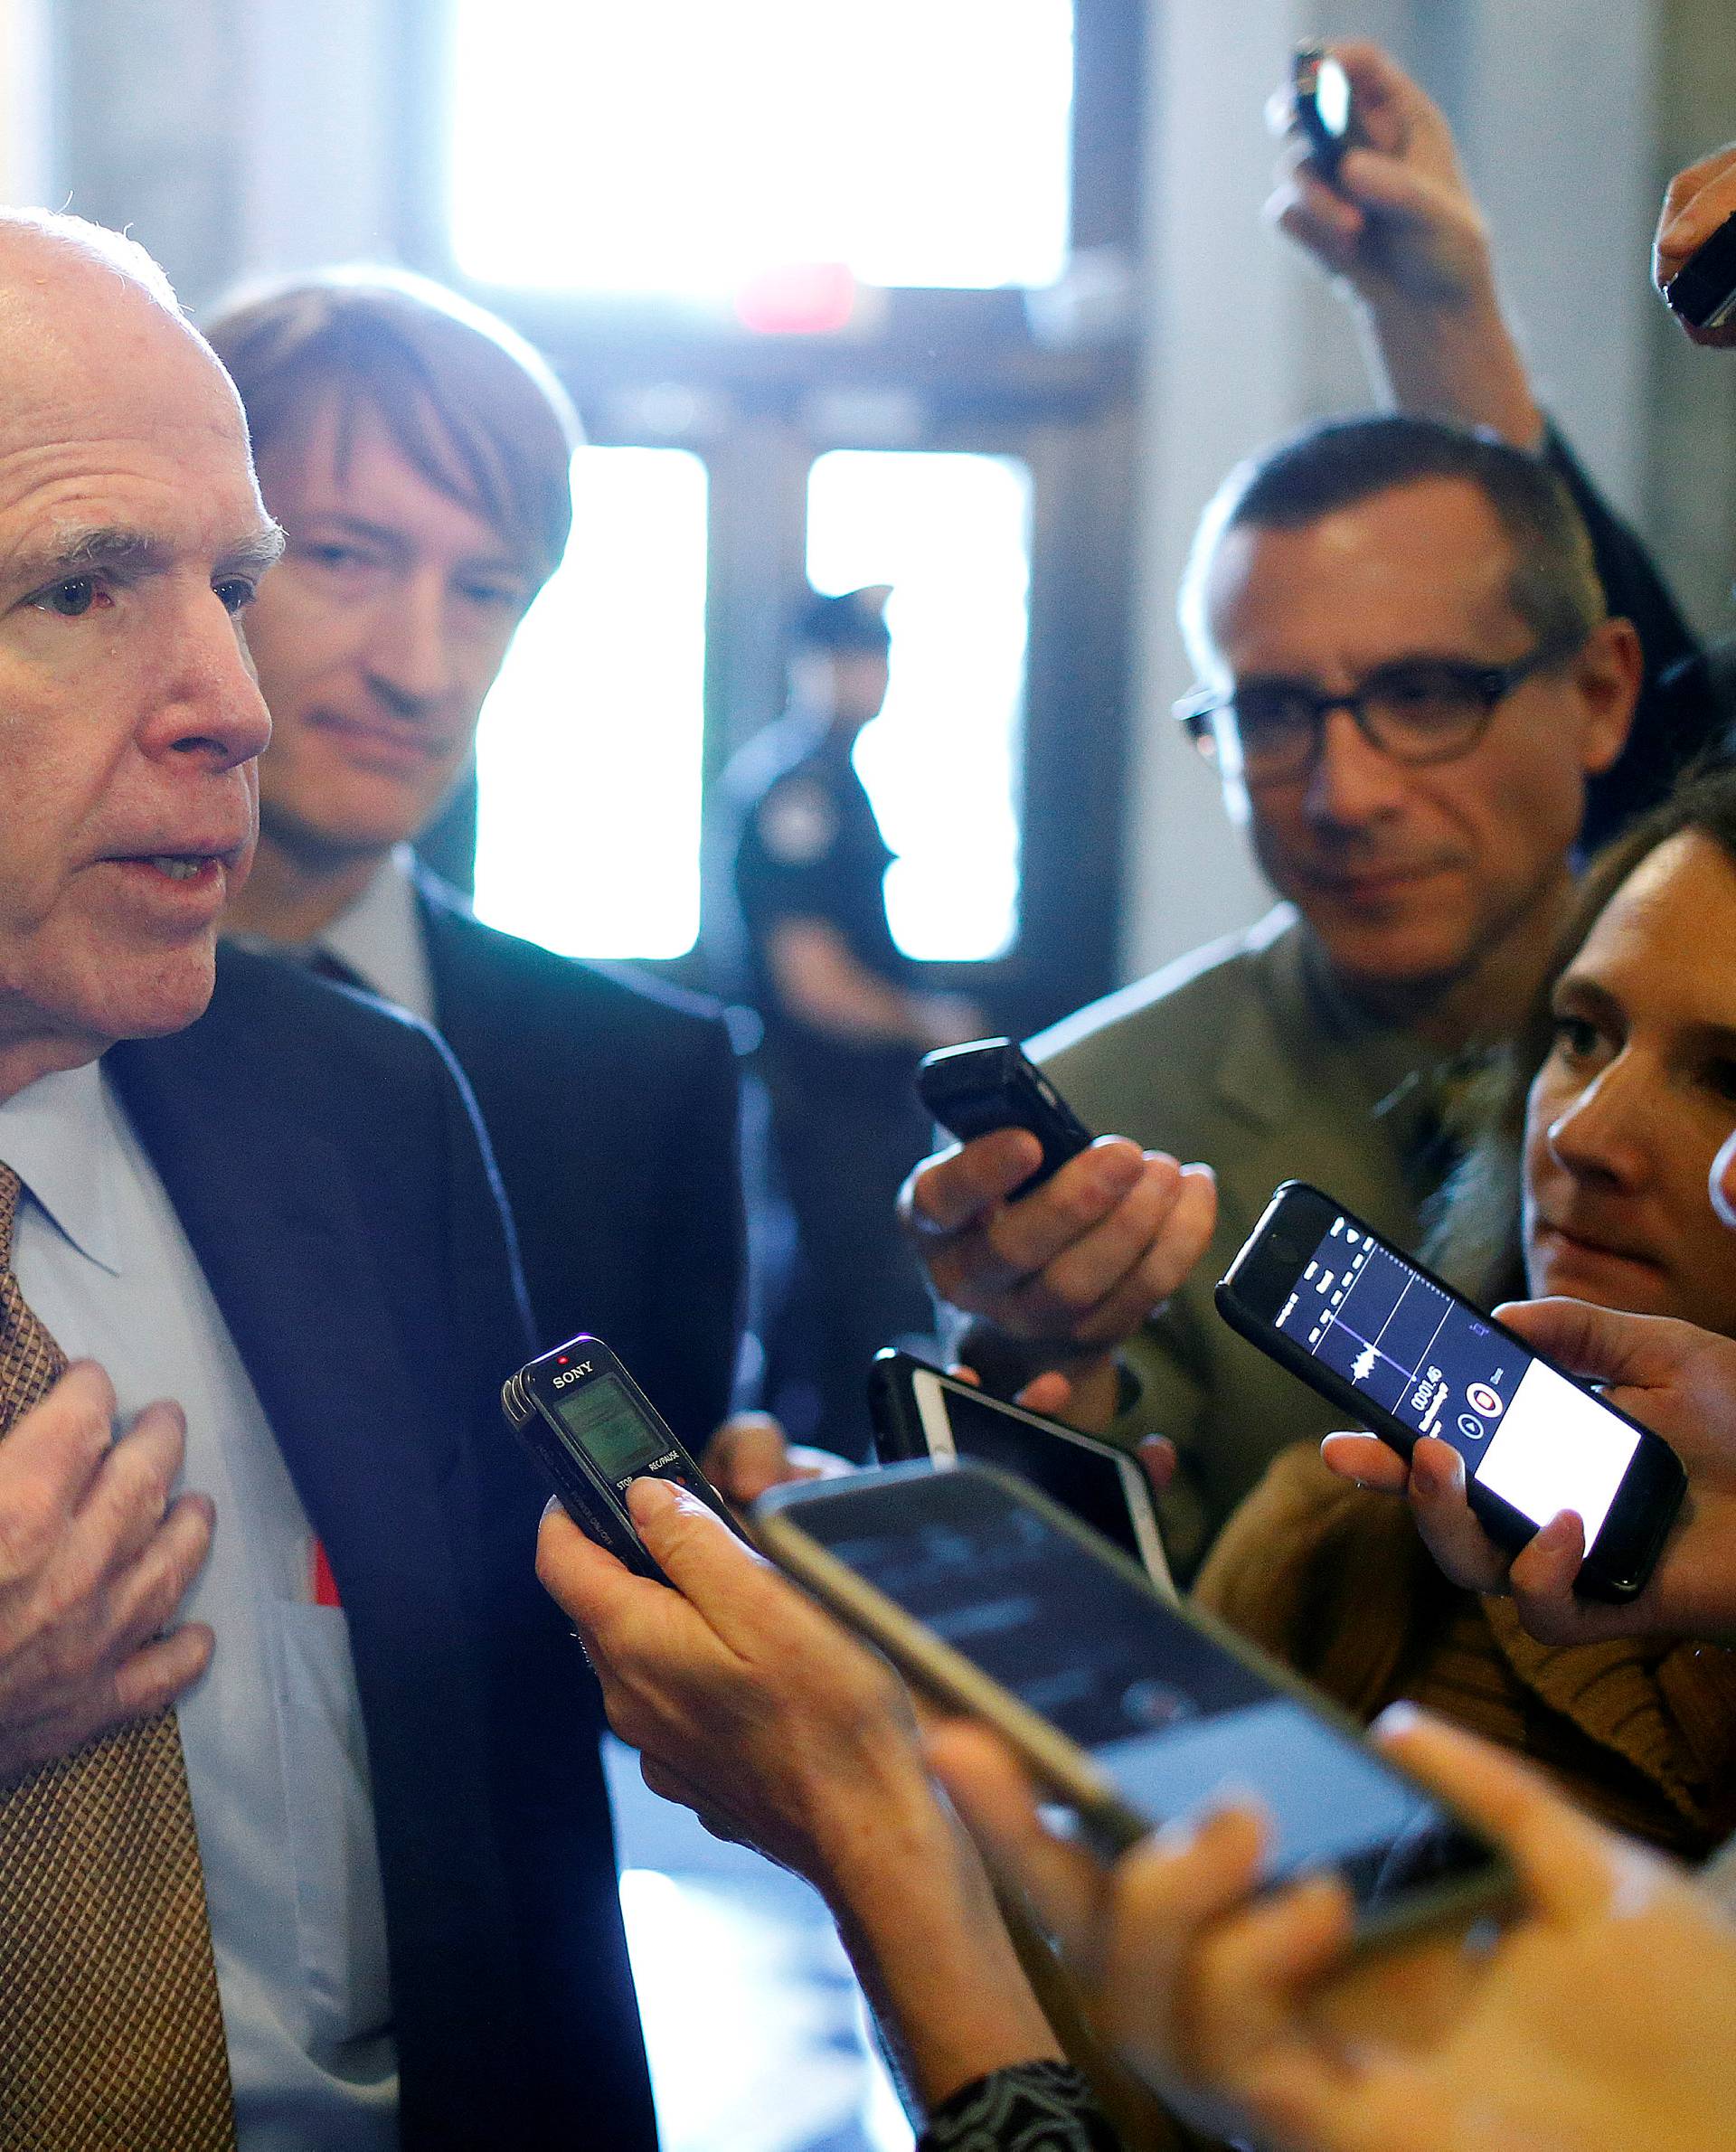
1178 413 1605 677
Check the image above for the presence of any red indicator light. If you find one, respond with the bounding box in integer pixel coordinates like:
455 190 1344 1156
556 1355 568 1365
734 260 857 336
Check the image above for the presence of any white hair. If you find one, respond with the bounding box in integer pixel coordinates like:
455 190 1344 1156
0 206 183 315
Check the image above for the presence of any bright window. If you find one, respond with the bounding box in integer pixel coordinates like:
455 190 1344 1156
472 447 708 959
448 1 1074 297
807 450 1031 962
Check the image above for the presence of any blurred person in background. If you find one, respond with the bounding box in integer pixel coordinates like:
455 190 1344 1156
212 271 744 1450
713 586 982 1456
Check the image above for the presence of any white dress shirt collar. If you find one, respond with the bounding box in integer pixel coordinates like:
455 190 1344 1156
321 845 438 1025
0 1061 124 1275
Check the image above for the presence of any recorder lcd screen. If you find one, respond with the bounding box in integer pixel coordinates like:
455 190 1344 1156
552 1373 668 1484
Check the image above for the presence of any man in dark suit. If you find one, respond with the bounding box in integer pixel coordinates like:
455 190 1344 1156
112 955 655 2148
0 212 653 2144
211 272 743 1449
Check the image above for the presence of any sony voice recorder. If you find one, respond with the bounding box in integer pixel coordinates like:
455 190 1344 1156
502 1334 736 1581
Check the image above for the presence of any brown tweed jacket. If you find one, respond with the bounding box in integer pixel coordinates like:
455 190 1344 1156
1195 1444 1736 1860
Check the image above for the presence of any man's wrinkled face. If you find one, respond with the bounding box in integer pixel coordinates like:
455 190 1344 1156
243 397 538 859
1200 477 1632 1005
0 253 278 1070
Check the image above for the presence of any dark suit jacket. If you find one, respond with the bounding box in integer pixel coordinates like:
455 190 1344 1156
414 865 745 1449
1545 428 1731 846
108 948 656 2152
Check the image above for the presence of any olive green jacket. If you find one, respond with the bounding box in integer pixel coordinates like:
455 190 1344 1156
1033 907 1448 1581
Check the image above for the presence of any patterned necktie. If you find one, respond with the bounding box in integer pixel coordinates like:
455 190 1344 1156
0 1164 235 2150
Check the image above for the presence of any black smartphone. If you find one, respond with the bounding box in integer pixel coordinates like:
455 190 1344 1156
753 1461 1513 1942
1216 1183 1686 1600
1664 210 1736 331
1293 41 1356 184
916 1037 1094 1197
502 1333 737 1581
867 1346 1174 1592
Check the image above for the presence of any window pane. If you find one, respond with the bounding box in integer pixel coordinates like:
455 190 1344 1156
449 1 1073 295
472 447 707 959
806 451 1030 963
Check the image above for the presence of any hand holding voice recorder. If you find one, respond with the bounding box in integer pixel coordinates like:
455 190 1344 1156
1216 1184 1687 1600
916 1037 1094 1198
1292 41 1358 184
502 1334 736 1581
1663 209 1736 333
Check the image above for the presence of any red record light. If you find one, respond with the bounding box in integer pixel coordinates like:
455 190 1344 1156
734 260 857 335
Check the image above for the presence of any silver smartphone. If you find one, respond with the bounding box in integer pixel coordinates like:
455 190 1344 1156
867 1347 1174 1594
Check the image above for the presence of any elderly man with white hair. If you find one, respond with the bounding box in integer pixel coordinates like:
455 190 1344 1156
0 210 654 2151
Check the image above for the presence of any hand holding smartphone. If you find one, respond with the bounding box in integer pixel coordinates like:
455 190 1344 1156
752 1461 1512 1945
916 1036 1094 1198
1216 1184 1686 1600
867 1346 1174 1592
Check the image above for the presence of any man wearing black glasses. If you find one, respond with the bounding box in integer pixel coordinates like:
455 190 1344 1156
906 415 1641 1580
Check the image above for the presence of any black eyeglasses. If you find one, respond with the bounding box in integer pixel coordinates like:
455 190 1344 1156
1174 634 1585 785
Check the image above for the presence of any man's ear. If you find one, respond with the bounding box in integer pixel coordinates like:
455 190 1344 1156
1571 615 1644 777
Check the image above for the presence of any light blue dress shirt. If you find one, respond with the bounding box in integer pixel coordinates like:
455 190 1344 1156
0 1063 398 2149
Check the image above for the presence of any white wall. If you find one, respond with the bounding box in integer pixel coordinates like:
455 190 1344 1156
0 0 49 201
1121 0 1667 984
1449 0 1659 519
42 0 407 312
1126 0 1321 985
237 0 401 277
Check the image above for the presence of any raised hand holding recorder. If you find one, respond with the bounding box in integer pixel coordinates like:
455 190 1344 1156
1268 39 1544 448
1655 140 1736 346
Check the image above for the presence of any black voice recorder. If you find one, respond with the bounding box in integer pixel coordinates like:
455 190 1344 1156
502 1334 735 1581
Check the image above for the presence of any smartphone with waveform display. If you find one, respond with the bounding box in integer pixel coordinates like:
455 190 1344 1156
1216 1182 1684 1600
